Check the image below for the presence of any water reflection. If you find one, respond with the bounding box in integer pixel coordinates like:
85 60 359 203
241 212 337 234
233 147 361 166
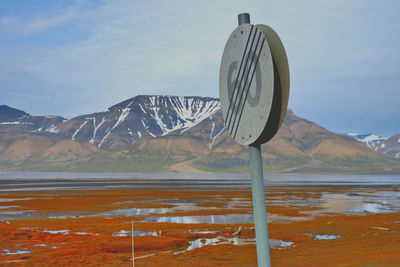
112 230 157 237
2 188 400 221
101 208 170 216
145 214 254 224
145 213 311 224
100 204 213 217
303 191 400 215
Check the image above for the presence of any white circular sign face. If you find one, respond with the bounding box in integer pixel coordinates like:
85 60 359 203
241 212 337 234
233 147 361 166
219 24 289 146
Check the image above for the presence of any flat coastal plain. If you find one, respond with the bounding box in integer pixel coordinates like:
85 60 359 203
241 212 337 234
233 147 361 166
1 176 400 266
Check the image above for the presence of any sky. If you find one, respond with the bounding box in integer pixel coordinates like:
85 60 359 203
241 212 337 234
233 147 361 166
0 0 399 137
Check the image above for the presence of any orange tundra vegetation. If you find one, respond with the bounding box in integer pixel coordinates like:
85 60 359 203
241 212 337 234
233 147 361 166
1 188 400 266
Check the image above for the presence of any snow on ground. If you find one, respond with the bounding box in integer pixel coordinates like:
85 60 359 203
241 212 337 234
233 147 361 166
2 249 31 255
314 234 340 240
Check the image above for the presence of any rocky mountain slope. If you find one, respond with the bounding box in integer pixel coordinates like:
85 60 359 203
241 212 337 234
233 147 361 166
347 133 387 149
348 133 400 159
0 105 65 134
378 134 400 159
54 95 221 150
0 96 399 173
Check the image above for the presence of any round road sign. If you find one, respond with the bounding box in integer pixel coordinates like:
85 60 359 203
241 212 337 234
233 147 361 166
219 23 289 146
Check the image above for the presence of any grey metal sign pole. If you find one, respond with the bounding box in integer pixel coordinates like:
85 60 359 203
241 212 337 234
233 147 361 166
237 13 271 267
249 145 270 267
220 12 289 267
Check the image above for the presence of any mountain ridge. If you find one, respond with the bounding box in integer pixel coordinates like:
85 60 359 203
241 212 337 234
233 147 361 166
1 95 399 173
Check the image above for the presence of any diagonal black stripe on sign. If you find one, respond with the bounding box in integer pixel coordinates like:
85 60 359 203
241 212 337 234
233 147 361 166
229 31 263 134
227 27 258 132
225 26 257 131
232 38 265 140
225 26 254 127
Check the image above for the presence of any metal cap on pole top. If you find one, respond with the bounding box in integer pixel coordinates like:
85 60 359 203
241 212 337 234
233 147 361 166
219 13 290 267
238 13 250 25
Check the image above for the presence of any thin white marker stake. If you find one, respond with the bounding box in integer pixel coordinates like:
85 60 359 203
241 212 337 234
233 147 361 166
132 221 135 267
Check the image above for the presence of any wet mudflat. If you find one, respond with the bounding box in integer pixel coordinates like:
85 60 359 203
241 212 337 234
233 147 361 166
1 186 400 266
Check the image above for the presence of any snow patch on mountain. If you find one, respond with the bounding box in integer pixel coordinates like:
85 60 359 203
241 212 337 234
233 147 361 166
96 102 133 147
0 121 34 125
130 131 142 145
98 131 111 148
72 121 89 141
209 126 225 150
89 117 106 145
141 96 221 136
46 124 60 134
138 104 147 114
172 97 220 133
149 106 177 135
32 127 43 133
111 102 132 131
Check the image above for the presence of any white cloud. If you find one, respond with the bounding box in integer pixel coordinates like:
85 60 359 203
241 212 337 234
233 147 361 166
23 7 79 35
0 6 83 36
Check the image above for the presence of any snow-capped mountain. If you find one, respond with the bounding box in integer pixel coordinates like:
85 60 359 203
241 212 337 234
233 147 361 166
348 133 400 159
2 95 400 173
347 133 387 149
1 97 397 157
46 95 221 150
